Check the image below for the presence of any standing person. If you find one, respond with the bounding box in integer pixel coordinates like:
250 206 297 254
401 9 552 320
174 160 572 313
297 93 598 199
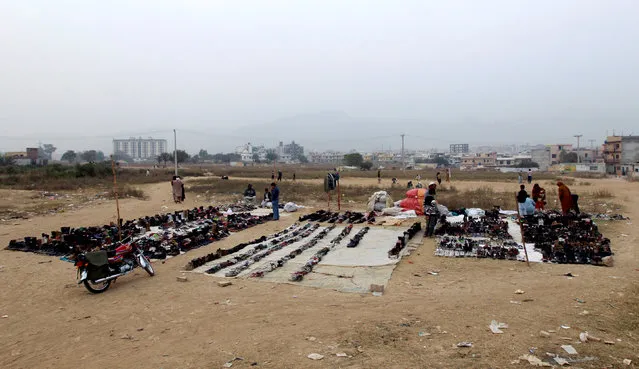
171 176 183 203
436 171 442 185
527 169 533 184
293 172 296 181
531 183 546 210
424 182 439 237
377 169 381 184
557 181 573 215
516 184 528 215
445 168 451 183
518 171 523 184
270 182 280 220
277 170 283 182
271 171 275 181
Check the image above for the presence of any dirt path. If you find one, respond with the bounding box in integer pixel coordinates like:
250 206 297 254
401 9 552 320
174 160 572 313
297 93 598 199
0 178 637 368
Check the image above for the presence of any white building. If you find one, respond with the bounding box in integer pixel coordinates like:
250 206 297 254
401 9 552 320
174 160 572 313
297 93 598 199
309 151 344 164
113 137 167 160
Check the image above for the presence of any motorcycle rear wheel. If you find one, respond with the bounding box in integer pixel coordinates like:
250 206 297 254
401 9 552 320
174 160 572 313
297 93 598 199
83 279 111 294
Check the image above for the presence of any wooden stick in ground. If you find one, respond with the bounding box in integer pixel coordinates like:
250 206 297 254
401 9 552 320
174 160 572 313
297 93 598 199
515 192 530 267
111 156 122 241
337 180 341 211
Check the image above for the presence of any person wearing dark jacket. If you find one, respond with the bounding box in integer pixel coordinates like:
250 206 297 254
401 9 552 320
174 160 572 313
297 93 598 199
424 182 439 236
261 187 272 207
517 185 528 215
243 184 256 197
270 182 280 220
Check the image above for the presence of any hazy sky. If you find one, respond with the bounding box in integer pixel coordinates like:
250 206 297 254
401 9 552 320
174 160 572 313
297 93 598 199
2 0 638 155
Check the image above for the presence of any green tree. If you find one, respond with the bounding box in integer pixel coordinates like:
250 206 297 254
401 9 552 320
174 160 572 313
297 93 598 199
173 150 190 163
80 150 98 162
360 161 373 170
343 153 364 167
298 155 309 164
515 159 540 168
198 149 212 161
157 152 172 167
265 149 278 163
559 150 578 163
61 150 77 163
96 151 105 162
40 144 57 159
252 153 260 163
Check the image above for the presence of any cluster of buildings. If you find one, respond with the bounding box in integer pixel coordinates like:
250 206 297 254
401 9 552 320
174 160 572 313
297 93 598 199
2 148 44 166
112 137 168 160
235 141 305 163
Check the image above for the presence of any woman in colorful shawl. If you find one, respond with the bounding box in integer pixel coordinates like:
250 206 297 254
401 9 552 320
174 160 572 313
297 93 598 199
557 181 572 215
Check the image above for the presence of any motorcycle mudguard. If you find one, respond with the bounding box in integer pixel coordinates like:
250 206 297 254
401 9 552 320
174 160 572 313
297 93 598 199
137 254 148 269
78 269 88 284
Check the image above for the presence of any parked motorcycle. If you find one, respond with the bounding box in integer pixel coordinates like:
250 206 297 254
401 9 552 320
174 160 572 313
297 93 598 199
73 240 154 293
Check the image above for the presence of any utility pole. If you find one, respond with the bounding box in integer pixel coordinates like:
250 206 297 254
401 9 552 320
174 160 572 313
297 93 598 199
588 139 595 149
574 134 583 163
173 129 178 176
401 134 405 171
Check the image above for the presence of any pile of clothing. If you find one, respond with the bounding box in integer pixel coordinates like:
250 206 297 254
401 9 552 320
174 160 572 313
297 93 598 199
367 191 394 212
521 211 613 264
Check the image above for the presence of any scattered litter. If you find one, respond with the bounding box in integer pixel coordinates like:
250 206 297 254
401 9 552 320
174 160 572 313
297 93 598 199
336 353 348 358
564 273 574 277
510 300 522 305
579 332 589 342
623 359 632 366
514 289 525 294
372 292 383 297
579 310 590 316
218 281 233 288
223 357 243 367
1 315 8 318
548 330 556 333
604 340 616 345
307 353 324 360
306 336 317 341
560 325 571 329
519 354 553 367
456 342 473 348
427 271 439 276
575 298 586 304
489 320 508 334
561 345 578 355
539 331 551 338
554 357 570 366
176 276 188 282
418 331 431 337
120 334 133 340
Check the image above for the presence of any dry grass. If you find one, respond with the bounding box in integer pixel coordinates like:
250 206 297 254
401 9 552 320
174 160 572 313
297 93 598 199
590 188 614 198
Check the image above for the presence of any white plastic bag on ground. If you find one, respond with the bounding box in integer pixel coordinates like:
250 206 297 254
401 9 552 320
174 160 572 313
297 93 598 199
284 202 300 212
367 191 393 212
382 207 403 216
465 208 485 218
436 204 450 216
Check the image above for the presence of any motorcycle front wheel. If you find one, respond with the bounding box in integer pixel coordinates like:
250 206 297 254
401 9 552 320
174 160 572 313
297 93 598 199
138 254 155 276
83 279 111 294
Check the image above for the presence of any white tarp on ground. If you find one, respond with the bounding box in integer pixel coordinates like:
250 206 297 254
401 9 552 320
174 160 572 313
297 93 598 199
506 218 544 263
191 225 423 293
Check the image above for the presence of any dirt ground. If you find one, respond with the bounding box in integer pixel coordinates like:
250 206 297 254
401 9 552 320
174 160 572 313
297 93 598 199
0 177 637 368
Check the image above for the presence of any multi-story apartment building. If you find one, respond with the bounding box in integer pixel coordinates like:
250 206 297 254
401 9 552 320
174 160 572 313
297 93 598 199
460 152 497 169
449 143 469 154
604 135 639 175
113 137 167 160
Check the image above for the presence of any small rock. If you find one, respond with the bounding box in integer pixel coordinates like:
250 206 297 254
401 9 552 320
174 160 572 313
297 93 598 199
579 310 590 316
336 353 348 357
604 340 616 345
539 330 551 338
457 342 473 348
554 357 570 366
418 331 431 337
218 281 233 287
176 276 188 282
623 359 632 366
1 315 8 318
137 328 144 332
369 284 384 293
306 336 317 341
514 289 525 294
307 353 324 360
120 334 133 340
